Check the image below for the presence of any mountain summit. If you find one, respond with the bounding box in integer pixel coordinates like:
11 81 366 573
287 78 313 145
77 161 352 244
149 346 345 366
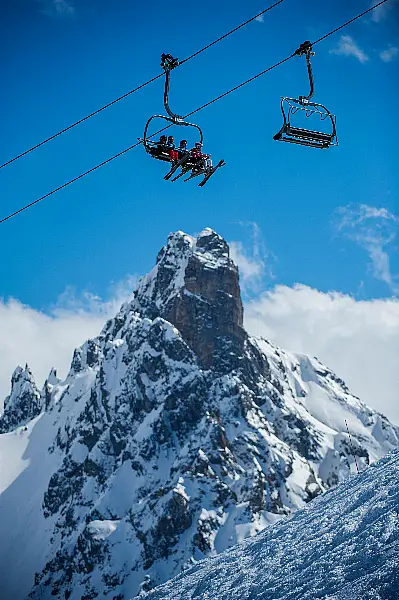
0 228 398 600
121 228 245 370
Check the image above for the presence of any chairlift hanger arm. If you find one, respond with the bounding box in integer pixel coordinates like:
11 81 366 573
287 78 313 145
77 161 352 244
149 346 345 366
161 54 183 122
164 69 183 121
302 52 315 102
295 41 315 103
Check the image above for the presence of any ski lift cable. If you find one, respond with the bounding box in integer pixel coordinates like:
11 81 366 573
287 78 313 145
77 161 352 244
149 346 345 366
0 1 285 171
0 56 295 226
0 0 391 225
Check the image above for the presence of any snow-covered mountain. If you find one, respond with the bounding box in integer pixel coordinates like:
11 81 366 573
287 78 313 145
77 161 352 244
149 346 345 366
142 446 399 600
0 228 397 600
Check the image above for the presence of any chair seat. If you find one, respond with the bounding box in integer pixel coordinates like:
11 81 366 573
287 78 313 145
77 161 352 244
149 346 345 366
287 126 333 143
280 136 330 149
146 148 173 162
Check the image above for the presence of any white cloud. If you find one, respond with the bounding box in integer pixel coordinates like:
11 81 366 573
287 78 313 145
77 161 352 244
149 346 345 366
330 35 369 63
53 0 75 15
335 204 398 294
37 0 75 17
244 284 399 424
0 276 136 409
229 222 275 295
371 0 392 22
380 46 399 62
255 15 264 23
230 241 264 283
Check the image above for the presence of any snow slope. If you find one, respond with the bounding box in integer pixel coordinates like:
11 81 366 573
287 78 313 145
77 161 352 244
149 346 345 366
143 448 399 600
0 369 97 599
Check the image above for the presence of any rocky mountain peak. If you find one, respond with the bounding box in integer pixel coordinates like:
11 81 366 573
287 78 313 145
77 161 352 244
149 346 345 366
132 228 245 370
2 228 399 600
0 364 42 433
10 364 34 386
46 367 59 386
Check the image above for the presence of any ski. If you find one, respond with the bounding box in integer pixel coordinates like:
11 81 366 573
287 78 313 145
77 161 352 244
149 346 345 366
183 169 204 182
164 154 191 181
198 160 226 187
170 168 191 183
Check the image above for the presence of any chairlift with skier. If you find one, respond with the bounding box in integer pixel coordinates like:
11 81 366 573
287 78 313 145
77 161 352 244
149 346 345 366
139 54 225 186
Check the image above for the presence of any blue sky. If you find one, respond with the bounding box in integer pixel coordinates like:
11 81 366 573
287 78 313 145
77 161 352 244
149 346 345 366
0 0 398 420
1 0 398 305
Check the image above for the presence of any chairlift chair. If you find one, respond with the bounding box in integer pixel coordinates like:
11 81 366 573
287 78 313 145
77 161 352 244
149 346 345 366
274 41 337 149
140 54 203 163
139 54 225 186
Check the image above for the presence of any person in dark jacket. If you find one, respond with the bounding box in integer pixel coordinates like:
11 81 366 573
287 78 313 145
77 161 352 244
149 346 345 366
158 135 168 150
177 139 189 160
149 135 168 158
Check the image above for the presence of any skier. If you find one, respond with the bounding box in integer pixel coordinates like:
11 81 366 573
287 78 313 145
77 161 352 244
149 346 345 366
177 139 189 160
167 136 179 161
148 135 168 158
190 142 212 172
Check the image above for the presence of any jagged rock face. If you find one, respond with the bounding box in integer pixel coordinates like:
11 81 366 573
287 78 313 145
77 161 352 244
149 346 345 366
0 366 43 433
0 228 398 600
130 229 245 370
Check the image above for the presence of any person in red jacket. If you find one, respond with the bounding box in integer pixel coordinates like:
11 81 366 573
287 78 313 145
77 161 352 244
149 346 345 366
167 136 179 161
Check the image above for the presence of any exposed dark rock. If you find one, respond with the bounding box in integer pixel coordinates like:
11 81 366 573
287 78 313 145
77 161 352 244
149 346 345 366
132 229 246 371
145 491 193 567
0 365 43 433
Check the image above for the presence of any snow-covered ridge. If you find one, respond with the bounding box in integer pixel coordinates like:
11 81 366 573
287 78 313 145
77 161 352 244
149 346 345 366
0 228 398 600
142 448 399 600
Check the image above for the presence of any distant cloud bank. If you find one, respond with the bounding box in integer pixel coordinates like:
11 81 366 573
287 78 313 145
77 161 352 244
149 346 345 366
1 263 399 425
0 276 137 410
244 285 399 424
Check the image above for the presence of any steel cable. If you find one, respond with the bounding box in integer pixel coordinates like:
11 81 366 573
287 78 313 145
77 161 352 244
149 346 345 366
0 1 284 170
0 0 392 224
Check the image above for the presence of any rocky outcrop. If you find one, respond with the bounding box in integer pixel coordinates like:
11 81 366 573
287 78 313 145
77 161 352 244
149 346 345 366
0 365 43 433
129 228 245 370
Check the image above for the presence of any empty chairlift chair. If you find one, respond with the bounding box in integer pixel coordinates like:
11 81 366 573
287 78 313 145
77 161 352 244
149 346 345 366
274 41 338 149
